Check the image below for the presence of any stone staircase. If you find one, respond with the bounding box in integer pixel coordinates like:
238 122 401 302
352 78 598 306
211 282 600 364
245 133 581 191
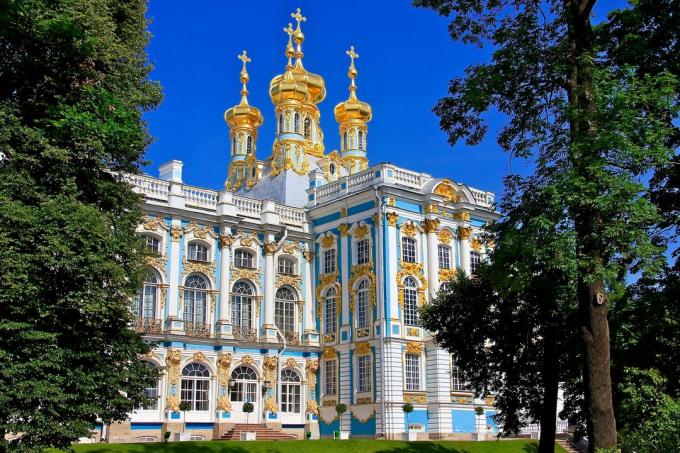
219 424 298 441
556 437 579 453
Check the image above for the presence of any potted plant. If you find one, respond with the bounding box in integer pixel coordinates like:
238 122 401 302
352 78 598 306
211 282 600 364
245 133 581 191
335 403 349 439
177 401 192 441
402 402 417 441
241 402 256 441
474 406 486 441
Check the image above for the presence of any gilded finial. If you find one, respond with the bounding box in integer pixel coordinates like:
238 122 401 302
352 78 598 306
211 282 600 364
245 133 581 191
291 8 306 58
237 50 251 103
346 46 359 88
283 23 295 69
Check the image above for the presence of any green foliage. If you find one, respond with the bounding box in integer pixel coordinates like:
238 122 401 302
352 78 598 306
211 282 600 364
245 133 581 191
335 403 347 415
402 403 414 414
474 407 485 416
242 402 254 413
179 401 191 413
0 0 161 451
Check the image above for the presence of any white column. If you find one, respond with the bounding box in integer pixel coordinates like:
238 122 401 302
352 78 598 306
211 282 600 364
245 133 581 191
339 224 350 330
167 219 183 334
303 245 316 344
217 227 232 338
386 213 399 331
459 225 471 275
263 235 277 341
424 219 440 298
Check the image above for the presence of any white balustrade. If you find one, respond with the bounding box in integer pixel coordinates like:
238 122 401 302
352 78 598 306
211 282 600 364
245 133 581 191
125 174 170 201
233 196 262 219
183 185 218 209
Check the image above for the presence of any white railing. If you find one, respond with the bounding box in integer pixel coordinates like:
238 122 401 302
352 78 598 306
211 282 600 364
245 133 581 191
276 205 306 226
520 420 569 435
392 166 424 189
233 195 262 219
347 168 375 190
315 179 343 203
470 187 495 208
125 174 170 201
183 185 218 209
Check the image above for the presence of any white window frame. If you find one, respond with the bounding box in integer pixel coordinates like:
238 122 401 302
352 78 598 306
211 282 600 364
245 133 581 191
357 354 372 393
323 248 336 274
356 238 371 265
234 248 255 269
180 363 210 411
403 276 419 327
275 287 297 335
323 359 337 396
470 251 481 275
187 242 209 262
323 287 337 334
280 369 301 413
356 280 371 329
278 256 296 275
438 244 451 270
451 356 467 392
401 236 417 263
404 353 421 391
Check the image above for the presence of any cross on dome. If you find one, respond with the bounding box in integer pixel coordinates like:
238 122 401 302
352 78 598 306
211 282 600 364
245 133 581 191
291 8 306 27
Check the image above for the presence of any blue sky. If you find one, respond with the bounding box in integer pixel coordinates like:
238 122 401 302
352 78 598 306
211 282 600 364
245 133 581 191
143 0 625 198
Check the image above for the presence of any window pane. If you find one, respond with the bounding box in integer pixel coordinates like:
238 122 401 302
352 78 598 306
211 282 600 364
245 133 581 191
357 288 370 328
401 237 416 263
324 360 337 395
358 355 371 393
470 252 481 275
357 239 370 264
403 278 419 327
405 354 420 390
438 245 451 270
323 249 336 274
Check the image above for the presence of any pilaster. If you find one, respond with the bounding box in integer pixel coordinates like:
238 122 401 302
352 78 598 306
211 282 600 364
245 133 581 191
263 235 278 342
216 228 233 338
166 219 184 334
458 225 472 275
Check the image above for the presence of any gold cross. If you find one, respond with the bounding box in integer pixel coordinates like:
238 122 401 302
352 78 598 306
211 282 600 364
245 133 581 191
237 50 251 67
346 46 359 64
291 8 306 27
283 23 294 37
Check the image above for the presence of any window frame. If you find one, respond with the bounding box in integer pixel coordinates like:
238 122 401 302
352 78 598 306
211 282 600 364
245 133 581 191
401 236 417 263
438 244 452 270
323 359 338 396
356 279 371 329
230 365 258 403
403 276 419 327
187 241 209 262
357 354 372 393
183 274 208 324
470 251 481 275
275 287 297 335
180 363 210 411
356 238 371 265
323 287 337 334
323 248 336 274
404 353 421 391
280 369 302 413
234 248 255 269
277 256 296 275
231 281 254 330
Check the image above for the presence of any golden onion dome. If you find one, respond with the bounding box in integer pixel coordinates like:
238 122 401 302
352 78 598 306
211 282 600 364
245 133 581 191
269 11 326 105
225 50 263 129
334 46 372 124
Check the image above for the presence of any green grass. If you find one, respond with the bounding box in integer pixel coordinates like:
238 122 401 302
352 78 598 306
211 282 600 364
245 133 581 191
60 439 569 453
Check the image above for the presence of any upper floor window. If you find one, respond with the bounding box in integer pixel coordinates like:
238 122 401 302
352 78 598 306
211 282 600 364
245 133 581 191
188 242 208 262
343 132 348 150
324 359 337 396
246 135 252 153
275 287 296 335
401 237 417 263
470 251 481 275
183 274 208 324
358 354 371 393
451 356 466 391
303 117 311 139
231 281 254 330
132 271 159 319
234 249 254 268
358 130 364 150
356 280 370 329
356 238 370 264
278 257 296 275
438 244 451 270
405 353 421 391
278 114 284 133
232 136 237 153
181 363 210 411
323 249 336 274
294 112 300 133
144 235 160 255
324 287 337 334
403 276 419 327
439 282 452 293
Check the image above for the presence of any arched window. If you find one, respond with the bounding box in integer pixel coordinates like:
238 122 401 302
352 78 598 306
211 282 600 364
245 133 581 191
356 280 370 329
234 249 254 268
246 136 252 154
138 362 160 410
324 287 337 334
144 235 160 255
188 242 208 262
278 257 296 275
183 274 208 326
231 281 253 331
303 117 311 139
278 113 284 133
401 236 417 263
356 238 370 264
132 271 159 319
280 369 301 413
230 366 257 403
275 287 296 335
343 132 348 150
403 276 419 327
358 130 364 150
294 112 300 133
181 363 210 411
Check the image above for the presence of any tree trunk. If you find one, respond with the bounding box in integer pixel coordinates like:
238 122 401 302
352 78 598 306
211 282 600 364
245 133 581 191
538 328 560 453
564 0 618 450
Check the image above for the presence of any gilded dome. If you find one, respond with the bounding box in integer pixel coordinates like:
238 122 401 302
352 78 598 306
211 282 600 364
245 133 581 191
334 47 371 124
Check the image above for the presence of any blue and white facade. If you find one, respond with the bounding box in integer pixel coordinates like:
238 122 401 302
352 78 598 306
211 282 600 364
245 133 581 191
111 8 500 443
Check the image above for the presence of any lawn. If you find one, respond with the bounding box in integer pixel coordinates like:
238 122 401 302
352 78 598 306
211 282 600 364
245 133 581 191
61 439 569 453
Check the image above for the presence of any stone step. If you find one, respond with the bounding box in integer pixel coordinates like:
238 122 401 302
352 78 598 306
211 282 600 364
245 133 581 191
219 424 298 441
556 438 579 453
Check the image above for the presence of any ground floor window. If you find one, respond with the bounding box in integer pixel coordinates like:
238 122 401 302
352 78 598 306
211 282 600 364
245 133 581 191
230 366 257 403
405 354 421 391
358 354 371 393
280 369 301 413
180 363 210 411
324 360 337 396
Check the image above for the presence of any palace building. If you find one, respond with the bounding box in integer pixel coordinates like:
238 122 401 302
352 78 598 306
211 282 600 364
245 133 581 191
109 8 499 442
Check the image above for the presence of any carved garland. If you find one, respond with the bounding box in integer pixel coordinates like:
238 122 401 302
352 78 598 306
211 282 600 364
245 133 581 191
438 229 454 244
396 262 428 309
401 222 418 238
186 222 217 240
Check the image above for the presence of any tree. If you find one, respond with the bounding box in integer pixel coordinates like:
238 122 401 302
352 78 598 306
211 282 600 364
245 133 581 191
402 402 414 429
0 0 161 451
242 402 254 426
413 0 678 449
179 401 191 434
422 174 579 453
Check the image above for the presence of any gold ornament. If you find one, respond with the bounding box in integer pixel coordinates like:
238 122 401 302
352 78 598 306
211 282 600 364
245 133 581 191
265 395 279 413
241 354 254 365
276 274 302 290
401 222 417 238
219 235 235 247
192 351 207 363
321 235 335 249
306 399 319 415
303 250 315 262
454 211 471 222
240 236 253 247
166 394 180 412
438 229 453 244
322 346 337 360
439 268 457 282
338 223 350 237
386 212 399 227
355 342 371 355
264 241 277 255
217 395 233 412
281 241 298 255
354 224 369 240
285 357 297 368
433 181 459 203
458 226 473 240
403 392 427 404
170 227 183 241
166 349 183 385
142 216 165 232
263 356 278 384
424 204 438 214
405 341 424 354
423 218 440 234
470 238 483 251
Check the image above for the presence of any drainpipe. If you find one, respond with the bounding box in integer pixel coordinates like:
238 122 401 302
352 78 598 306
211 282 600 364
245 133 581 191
374 187 388 438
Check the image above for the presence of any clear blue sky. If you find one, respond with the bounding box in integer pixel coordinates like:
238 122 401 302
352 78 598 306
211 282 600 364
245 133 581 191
143 0 624 197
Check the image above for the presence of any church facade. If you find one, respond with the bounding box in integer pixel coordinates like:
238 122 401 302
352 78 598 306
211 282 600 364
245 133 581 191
109 8 499 443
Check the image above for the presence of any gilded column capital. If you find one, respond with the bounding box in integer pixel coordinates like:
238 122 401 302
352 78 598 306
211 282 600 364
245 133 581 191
454 211 471 222
219 234 235 248
386 212 399 227
458 226 472 240
303 250 315 262
424 203 438 214
263 241 277 255
423 218 440 234
170 226 183 242
338 223 351 237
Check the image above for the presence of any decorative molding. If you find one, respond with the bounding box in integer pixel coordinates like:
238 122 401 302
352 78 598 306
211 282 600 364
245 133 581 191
321 234 335 249
145 255 167 272
230 265 261 286
353 224 369 240
386 212 399 227
263 356 278 385
303 250 315 263
470 238 483 251
192 351 208 363
438 229 453 244
170 227 183 242
322 346 337 360
219 234 235 247
458 226 473 240
403 392 427 404
454 211 471 222
217 353 233 387
285 357 298 368
263 241 277 255
439 268 457 283
423 219 440 234
166 349 183 386
142 216 166 232
276 274 302 290
281 241 300 255
401 222 418 238
186 222 215 240
397 262 428 309
240 354 254 365
424 204 438 214
433 181 459 203
182 260 216 281
405 341 424 355
338 223 350 237
355 342 371 355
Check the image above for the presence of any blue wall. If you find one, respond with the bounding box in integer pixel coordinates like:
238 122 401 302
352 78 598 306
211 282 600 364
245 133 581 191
452 409 476 432
319 418 340 437
404 409 428 432
351 415 376 436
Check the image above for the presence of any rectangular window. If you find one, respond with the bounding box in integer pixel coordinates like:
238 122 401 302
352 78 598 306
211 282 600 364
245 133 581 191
278 258 295 275
403 287 419 327
145 235 160 255
235 250 254 268
323 249 336 274
401 237 417 263
188 243 208 262
470 252 481 275
356 289 370 328
356 239 370 264
324 360 337 396
438 245 451 270
281 383 301 413
451 357 466 391
358 355 372 393
405 354 421 391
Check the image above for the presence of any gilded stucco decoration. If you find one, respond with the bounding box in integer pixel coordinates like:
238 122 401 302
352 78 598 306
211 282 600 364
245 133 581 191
401 222 418 238
424 204 438 214
355 341 371 355
315 271 339 312
142 216 166 232
353 224 369 240
349 263 376 314
170 226 183 242
470 238 483 251
281 241 300 255
321 234 335 249
423 218 440 234
285 357 298 368
454 211 471 222
239 236 254 247
306 399 320 415
276 274 302 290
439 268 457 282
338 223 350 237
404 392 427 404
386 212 399 227
240 354 254 366
322 346 337 360
264 395 279 413
263 241 277 255
145 255 166 273
303 250 315 262
396 262 428 309
192 351 208 363
230 265 261 287
166 349 183 385
217 353 233 387
219 234 235 247
438 229 453 244
405 341 424 355
305 359 319 391
458 226 473 240
182 260 216 282
433 180 459 203
263 356 278 384
217 395 233 412
186 222 215 240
